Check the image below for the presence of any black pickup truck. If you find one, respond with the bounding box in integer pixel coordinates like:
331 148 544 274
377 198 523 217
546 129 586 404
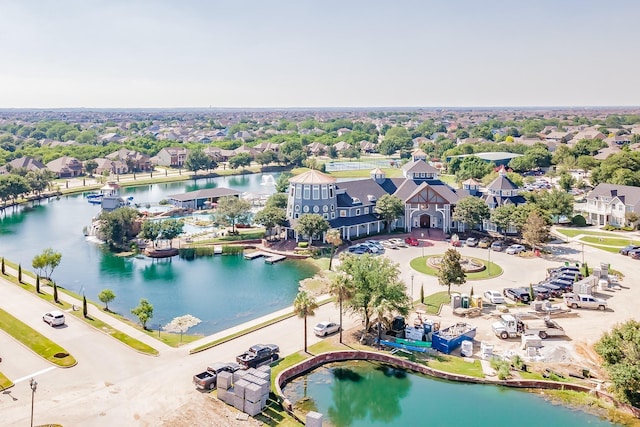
236 344 279 369
503 287 531 303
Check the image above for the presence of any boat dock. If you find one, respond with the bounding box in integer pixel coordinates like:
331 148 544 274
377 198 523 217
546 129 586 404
244 251 286 264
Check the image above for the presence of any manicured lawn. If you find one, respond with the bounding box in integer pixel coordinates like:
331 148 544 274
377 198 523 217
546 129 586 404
409 255 503 280
580 236 640 247
420 291 451 315
0 371 13 390
427 355 484 378
555 228 617 238
438 174 458 187
0 308 76 367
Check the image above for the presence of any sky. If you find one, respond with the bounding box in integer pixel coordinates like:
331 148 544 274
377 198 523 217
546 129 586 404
1 0 639 109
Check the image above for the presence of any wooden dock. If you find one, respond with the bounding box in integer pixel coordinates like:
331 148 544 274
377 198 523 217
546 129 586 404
264 254 286 264
244 251 286 264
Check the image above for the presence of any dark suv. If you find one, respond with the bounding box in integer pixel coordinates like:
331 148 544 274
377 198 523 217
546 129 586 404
503 287 531 303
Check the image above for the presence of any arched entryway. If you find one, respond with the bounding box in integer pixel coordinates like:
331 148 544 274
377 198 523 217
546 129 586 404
419 214 430 228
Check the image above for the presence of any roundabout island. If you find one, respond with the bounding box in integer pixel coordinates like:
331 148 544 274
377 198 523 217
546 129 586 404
409 254 503 280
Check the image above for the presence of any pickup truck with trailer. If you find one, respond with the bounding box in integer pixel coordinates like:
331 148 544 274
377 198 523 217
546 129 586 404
236 344 280 369
563 293 607 311
492 314 566 339
193 362 241 390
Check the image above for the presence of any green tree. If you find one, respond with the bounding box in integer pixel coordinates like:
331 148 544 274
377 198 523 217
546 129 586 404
83 294 88 318
275 173 291 193
437 248 466 295
228 152 252 170
328 272 355 344
253 206 287 240
18 264 22 283
98 207 140 251
139 220 162 245
84 159 98 177
158 218 184 247
337 254 410 340
53 281 59 303
293 290 318 353
522 210 549 251
163 314 202 343
490 205 517 237
35 275 40 293
185 147 213 175
215 196 252 234
98 289 116 311
451 196 490 230
558 173 575 192
325 228 343 270
294 214 329 244
131 298 154 329
1 257 5 275
374 194 404 232
31 248 62 280
536 189 575 221
455 156 494 181
595 320 640 406
265 192 288 209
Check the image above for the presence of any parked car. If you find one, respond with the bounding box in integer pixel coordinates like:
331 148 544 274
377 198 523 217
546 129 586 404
348 245 367 254
465 237 478 247
505 244 526 254
490 241 506 251
532 286 551 300
43 310 65 327
483 290 505 304
503 287 531 303
405 237 419 246
548 265 580 275
389 238 407 248
630 250 640 260
619 245 640 256
314 321 340 337
548 278 574 291
478 237 491 248
451 239 462 247
554 273 579 283
380 240 398 249
536 283 563 298
563 293 607 311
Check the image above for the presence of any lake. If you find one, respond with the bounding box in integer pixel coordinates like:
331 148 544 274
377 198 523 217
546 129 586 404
0 173 317 335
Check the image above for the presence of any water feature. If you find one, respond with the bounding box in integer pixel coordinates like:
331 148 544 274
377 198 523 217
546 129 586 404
261 174 276 186
284 361 616 426
0 173 317 335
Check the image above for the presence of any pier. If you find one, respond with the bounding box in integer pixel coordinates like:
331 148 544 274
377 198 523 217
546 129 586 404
244 251 287 264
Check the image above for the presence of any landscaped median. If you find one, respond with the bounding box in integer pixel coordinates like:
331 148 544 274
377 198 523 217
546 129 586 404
0 308 76 367
0 266 158 356
0 371 13 390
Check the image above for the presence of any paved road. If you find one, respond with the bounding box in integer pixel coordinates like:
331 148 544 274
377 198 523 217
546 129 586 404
1 230 639 425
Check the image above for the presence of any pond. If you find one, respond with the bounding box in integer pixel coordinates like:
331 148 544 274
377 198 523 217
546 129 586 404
283 361 617 427
0 173 317 335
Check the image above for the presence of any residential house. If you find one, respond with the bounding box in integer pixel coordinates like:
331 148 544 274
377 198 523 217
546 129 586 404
0 156 46 174
333 141 352 153
307 142 328 156
46 156 84 178
359 140 376 153
337 128 352 137
481 167 526 234
99 133 125 144
106 148 153 171
545 131 573 144
581 183 640 227
92 158 128 175
152 147 189 167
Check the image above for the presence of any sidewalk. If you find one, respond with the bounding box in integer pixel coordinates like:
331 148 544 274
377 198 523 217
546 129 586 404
0 265 170 354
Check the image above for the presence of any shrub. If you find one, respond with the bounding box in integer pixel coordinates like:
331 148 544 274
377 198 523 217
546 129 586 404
571 215 587 227
298 242 309 248
222 245 244 255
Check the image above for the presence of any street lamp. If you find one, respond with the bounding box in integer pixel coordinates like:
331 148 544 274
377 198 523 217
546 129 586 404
410 274 415 302
29 378 37 427
421 232 425 258
487 247 491 276
581 242 585 265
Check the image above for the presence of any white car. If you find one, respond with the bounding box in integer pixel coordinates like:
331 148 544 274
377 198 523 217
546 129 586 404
314 321 340 337
43 310 66 327
484 290 505 304
505 244 526 254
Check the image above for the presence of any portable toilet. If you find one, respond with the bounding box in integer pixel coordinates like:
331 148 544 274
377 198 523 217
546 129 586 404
471 295 483 309
461 294 470 309
480 342 493 360
451 293 461 309
460 340 473 357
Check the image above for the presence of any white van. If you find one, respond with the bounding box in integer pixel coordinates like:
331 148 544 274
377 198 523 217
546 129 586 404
43 310 66 326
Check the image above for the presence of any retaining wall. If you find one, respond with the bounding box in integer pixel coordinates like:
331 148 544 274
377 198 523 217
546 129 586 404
275 350 640 422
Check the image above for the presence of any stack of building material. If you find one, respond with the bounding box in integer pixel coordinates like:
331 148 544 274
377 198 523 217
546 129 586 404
216 371 233 402
217 367 272 417
306 411 324 427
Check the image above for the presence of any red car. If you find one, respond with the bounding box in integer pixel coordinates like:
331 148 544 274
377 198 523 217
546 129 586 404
405 237 419 246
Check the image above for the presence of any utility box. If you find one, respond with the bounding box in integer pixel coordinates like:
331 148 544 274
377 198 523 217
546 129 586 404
451 293 461 309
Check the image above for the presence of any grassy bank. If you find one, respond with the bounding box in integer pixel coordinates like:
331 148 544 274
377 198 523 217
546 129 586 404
0 371 13 390
409 255 503 280
0 308 76 367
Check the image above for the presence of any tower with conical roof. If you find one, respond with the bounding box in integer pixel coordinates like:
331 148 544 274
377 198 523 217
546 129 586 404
286 170 338 221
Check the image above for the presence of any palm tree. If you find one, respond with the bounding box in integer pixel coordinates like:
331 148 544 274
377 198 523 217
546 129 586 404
373 298 395 348
293 290 318 353
329 273 354 344
325 228 343 271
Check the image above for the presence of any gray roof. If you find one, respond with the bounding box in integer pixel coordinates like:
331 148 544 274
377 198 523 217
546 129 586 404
588 183 640 209
401 159 439 174
168 187 241 202
486 174 519 192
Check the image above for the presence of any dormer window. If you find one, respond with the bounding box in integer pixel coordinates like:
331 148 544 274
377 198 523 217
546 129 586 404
367 195 376 202
352 197 361 204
